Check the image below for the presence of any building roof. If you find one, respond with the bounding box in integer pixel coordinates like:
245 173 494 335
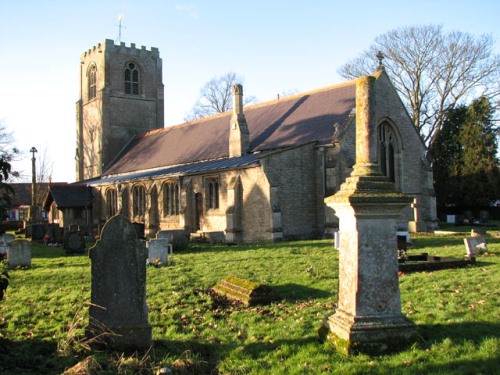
43 184 93 210
101 80 357 177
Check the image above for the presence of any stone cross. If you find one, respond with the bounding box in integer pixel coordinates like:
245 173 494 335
321 74 416 354
86 215 151 349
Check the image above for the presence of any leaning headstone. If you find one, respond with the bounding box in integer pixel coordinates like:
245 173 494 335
7 239 31 268
464 236 487 262
86 215 151 349
64 231 86 255
156 230 190 251
146 239 169 266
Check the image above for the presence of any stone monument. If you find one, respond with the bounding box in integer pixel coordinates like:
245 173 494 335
86 215 152 349
319 74 417 354
7 239 31 268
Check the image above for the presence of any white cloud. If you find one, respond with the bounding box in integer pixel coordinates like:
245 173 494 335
175 4 199 18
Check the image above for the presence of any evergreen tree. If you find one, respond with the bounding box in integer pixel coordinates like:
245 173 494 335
429 97 500 211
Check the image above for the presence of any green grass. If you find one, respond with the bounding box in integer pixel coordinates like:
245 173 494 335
0 224 499 374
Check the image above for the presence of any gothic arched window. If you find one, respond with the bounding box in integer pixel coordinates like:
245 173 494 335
132 185 146 218
206 177 219 210
163 182 180 216
106 188 117 218
88 65 97 100
378 122 397 183
124 62 140 95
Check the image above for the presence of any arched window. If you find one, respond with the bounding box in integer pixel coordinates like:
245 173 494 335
206 177 219 209
88 65 97 100
378 122 397 183
106 188 117 218
163 182 180 216
124 62 140 95
133 185 146 218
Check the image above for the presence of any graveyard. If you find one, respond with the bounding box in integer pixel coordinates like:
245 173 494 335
0 223 498 374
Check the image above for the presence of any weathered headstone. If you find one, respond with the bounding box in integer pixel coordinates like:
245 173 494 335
156 229 190 251
7 239 31 268
0 234 15 259
208 231 225 244
64 231 86 255
320 75 416 354
86 215 152 349
464 236 487 261
146 238 170 266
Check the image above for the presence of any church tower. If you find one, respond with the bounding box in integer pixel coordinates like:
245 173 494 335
76 39 164 181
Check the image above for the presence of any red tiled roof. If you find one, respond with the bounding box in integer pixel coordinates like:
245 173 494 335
103 81 356 176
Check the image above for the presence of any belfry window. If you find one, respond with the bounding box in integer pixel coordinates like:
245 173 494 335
163 182 180 216
206 177 219 210
124 63 139 95
88 65 97 100
133 185 146 217
378 123 396 183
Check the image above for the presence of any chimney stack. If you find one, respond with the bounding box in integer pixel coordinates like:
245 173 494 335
229 84 250 157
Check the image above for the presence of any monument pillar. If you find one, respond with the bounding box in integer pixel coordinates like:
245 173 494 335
319 75 417 354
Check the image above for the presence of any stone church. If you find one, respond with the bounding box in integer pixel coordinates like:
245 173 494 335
44 39 437 242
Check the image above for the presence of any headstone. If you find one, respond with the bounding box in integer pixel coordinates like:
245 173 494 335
30 223 45 241
479 211 489 224
146 238 170 266
208 231 225 244
446 215 455 224
0 234 16 260
408 197 426 232
64 231 86 255
464 236 487 261
132 222 145 240
156 229 190 251
86 215 151 349
7 239 31 268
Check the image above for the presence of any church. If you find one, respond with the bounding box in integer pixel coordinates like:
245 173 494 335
44 39 437 242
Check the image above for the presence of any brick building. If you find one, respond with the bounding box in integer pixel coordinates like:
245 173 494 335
45 39 437 241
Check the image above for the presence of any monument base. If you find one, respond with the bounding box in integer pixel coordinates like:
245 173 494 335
86 322 152 350
408 220 426 233
319 309 418 355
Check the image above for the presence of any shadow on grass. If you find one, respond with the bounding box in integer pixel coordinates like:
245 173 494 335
418 321 500 343
273 283 333 301
0 338 65 374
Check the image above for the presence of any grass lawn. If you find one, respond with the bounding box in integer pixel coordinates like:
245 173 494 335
0 223 499 374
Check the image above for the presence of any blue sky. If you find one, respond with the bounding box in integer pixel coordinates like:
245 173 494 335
1 0 499 182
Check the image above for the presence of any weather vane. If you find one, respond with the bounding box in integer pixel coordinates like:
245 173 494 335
376 51 385 69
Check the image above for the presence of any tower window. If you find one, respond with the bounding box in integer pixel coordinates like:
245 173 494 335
88 65 97 100
125 63 140 95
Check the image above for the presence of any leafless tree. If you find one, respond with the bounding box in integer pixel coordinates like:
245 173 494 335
337 25 500 148
185 72 257 121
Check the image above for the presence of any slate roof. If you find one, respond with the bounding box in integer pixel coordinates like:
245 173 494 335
43 184 93 210
101 80 357 178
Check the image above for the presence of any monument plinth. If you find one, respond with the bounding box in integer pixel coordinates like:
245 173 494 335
319 74 417 354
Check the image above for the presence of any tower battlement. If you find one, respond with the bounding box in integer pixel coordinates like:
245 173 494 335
82 39 159 58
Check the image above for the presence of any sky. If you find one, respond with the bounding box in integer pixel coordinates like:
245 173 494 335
1 0 499 183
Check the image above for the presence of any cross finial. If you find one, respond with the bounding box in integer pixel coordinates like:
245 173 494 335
376 51 385 70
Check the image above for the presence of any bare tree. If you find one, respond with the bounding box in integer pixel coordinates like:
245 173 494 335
338 25 500 148
185 72 257 121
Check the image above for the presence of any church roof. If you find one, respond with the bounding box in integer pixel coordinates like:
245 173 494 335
102 80 356 177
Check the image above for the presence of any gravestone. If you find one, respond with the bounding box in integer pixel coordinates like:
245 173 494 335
408 197 426 233
146 238 170 266
208 231 225 244
64 231 86 255
464 236 487 262
7 239 31 268
156 229 190 251
86 215 152 349
0 234 15 259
